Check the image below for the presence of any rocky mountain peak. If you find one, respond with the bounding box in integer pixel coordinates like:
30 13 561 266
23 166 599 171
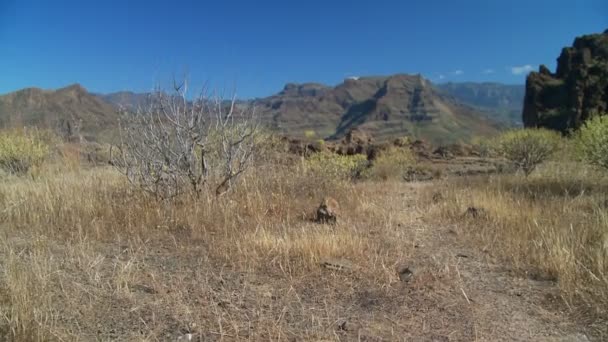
255 73 502 143
279 83 330 97
523 30 608 133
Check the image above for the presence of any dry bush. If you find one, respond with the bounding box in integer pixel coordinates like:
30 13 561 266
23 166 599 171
430 162 608 332
112 81 258 200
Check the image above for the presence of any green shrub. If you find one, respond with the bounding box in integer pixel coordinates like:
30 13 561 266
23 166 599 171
575 115 608 170
0 129 50 175
364 147 415 181
304 152 368 180
304 130 316 139
251 130 287 163
393 136 410 147
470 136 497 158
494 128 561 176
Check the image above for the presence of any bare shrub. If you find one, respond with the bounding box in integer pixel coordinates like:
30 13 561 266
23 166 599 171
111 81 258 200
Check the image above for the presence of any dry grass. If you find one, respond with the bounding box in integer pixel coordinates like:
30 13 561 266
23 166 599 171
0 143 603 340
429 162 608 334
0 150 416 341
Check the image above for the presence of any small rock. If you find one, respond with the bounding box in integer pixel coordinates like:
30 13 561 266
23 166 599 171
463 206 487 219
527 269 558 282
130 284 157 294
397 265 414 282
316 197 339 224
432 192 444 203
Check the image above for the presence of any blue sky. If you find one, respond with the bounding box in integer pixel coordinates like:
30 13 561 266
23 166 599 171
1 0 606 98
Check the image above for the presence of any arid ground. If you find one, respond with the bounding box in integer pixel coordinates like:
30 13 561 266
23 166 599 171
0 150 604 341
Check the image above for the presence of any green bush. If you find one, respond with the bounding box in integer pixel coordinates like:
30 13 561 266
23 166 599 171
0 129 50 175
494 128 561 176
364 147 415 181
470 136 497 158
575 115 608 170
304 130 317 139
304 152 368 180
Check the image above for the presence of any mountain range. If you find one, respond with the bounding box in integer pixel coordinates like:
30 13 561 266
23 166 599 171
437 82 524 127
0 75 525 144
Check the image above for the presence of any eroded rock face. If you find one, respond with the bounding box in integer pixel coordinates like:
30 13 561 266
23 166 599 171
523 30 608 133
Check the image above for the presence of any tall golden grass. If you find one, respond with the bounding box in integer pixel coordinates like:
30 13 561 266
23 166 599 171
1 135 607 339
431 162 608 332
0 143 410 340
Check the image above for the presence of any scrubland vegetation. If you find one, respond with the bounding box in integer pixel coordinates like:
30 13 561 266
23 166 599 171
0 128 423 340
0 128 52 175
432 164 608 332
0 118 607 340
434 125 608 336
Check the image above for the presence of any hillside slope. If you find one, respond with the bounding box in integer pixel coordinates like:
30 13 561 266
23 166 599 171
256 74 503 143
0 76 509 144
0 84 118 141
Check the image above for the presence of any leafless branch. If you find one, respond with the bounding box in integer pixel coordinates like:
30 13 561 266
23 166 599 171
111 81 258 200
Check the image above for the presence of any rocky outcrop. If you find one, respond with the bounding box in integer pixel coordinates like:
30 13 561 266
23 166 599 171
523 30 608 133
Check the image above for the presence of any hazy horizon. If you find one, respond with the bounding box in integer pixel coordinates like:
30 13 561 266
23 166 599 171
0 74 529 100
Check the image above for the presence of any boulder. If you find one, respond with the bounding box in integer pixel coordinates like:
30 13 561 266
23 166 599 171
332 128 374 156
396 265 414 282
316 197 339 224
464 206 487 219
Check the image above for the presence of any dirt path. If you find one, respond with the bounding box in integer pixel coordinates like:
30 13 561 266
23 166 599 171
377 182 591 342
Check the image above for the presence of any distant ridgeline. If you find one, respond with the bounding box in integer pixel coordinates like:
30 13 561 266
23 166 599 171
436 82 524 128
523 29 608 133
0 75 526 144
254 74 513 144
0 84 119 142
